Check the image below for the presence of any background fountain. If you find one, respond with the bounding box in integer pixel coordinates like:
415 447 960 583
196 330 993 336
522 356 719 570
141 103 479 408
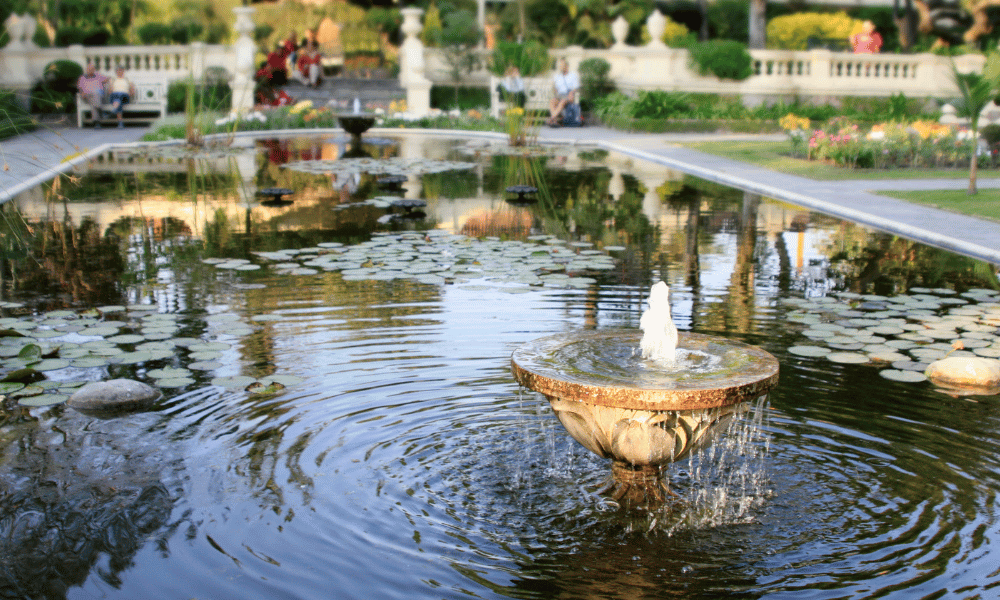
511 283 779 505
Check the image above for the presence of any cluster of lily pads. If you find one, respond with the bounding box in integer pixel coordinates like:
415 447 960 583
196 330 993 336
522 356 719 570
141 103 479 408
0 304 301 408
785 287 1000 383
205 231 621 289
283 158 477 179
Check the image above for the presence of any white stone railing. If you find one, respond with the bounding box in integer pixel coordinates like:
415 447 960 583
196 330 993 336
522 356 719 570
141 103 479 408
425 44 983 101
0 11 242 111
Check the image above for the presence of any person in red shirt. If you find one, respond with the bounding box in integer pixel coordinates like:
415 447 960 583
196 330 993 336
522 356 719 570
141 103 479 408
255 84 295 108
851 21 882 54
294 41 323 87
257 44 290 86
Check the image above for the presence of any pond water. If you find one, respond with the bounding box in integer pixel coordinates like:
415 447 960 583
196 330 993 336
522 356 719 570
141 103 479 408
2 133 1000 599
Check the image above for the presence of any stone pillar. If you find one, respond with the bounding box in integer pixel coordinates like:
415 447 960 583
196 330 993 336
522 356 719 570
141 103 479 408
1 14 40 109
399 7 431 118
230 6 257 114
646 10 667 50
611 16 629 50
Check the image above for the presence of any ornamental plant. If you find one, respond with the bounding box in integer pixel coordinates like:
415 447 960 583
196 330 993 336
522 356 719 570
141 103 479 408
766 12 863 50
780 113 811 157
688 40 753 80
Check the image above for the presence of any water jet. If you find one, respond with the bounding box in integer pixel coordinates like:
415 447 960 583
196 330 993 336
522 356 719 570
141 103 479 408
511 283 779 506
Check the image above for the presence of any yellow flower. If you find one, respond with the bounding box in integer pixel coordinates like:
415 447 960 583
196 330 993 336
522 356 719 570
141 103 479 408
779 113 810 132
467 109 482 119
289 100 314 115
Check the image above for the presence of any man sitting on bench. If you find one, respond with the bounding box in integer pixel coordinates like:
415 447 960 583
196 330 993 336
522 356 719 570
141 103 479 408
548 58 581 127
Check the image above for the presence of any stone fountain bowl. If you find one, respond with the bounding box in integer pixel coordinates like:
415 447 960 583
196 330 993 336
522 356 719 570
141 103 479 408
511 330 779 468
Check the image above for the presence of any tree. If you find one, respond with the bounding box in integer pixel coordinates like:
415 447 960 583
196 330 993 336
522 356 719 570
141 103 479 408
439 9 481 107
951 53 1000 195
748 0 766 48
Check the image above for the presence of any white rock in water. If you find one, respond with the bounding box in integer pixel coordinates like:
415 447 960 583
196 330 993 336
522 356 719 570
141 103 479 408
67 379 161 413
640 281 678 363
925 357 1000 390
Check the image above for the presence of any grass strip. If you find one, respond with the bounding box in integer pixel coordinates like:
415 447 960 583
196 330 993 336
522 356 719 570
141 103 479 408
877 189 1000 222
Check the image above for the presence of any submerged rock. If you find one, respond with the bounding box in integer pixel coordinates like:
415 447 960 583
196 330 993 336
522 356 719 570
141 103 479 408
67 379 161 414
925 357 1000 392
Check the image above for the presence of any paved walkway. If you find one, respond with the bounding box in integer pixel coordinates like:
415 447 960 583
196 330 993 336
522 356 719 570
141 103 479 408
2 121 999 265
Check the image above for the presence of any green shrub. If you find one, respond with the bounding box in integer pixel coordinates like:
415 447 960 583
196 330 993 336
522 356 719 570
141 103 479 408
137 22 172 45
421 2 443 47
31 60 83 114
170 16 204 44
204 23 229 44
631 90 692 119
167 79 232 113
489 40 550 77
55 26 87 46
82 29 110 46
707 0 748 43
430 85 488 110
766 11 862 50
688 40 753 80
579 58 615 112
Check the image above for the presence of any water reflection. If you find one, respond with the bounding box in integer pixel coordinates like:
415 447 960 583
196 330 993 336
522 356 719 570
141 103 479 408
0 135 999 599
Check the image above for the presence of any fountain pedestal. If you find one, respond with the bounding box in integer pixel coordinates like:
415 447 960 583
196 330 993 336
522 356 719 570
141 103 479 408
511 330 778 506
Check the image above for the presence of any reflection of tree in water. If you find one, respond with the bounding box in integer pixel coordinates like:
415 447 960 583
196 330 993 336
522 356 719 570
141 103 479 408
826 226 1000 294
0 213 126 310
0 410 177 599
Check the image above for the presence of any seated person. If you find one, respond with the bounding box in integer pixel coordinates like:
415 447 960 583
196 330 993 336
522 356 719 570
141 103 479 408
548 58 581 127
258 44 290 86
255 84 294 108
76 62 108 128
107 66 136 129
293 41 323 88
497 65 526 109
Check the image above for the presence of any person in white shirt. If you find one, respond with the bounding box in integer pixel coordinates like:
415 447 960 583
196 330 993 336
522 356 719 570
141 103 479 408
548 59 580 126
107 66 136 129
498 65 526 108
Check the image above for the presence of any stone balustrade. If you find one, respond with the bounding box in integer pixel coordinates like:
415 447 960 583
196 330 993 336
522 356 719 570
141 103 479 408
426 44 982 103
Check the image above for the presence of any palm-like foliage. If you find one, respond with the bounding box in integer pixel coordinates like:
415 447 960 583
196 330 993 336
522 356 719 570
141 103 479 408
952 53 1000 195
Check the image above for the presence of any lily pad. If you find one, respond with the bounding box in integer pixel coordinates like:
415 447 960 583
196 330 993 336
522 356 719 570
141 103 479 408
0 382 25 394
788 345 831 357
147 367 192 379
826 352 869 364
72 357 111 368
879 370 928 383
211 375 257 389
187 360 223 371
18 393 69 407
32 359 70 372
155 378 195 388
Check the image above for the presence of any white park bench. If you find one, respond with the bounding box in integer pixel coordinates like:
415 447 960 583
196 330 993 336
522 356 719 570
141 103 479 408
489 76 552 118
77 73 168 127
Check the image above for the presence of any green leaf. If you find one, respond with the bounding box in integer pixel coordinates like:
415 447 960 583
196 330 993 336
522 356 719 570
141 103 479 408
1 367 44 384
16 344 41 363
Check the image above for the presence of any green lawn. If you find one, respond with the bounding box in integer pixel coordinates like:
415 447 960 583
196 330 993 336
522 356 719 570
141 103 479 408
683 140 1000 222
682 140 976 181
878 189 1000 222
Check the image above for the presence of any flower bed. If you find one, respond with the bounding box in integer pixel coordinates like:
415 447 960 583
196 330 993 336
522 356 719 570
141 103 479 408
782 114 983 169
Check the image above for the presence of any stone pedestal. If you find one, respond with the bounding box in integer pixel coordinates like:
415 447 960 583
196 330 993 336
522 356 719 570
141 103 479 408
230 6 257 114
1 14 40 110
399 8 431 118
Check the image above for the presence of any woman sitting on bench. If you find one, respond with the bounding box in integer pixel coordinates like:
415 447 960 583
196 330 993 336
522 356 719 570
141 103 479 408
107 66 136 129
